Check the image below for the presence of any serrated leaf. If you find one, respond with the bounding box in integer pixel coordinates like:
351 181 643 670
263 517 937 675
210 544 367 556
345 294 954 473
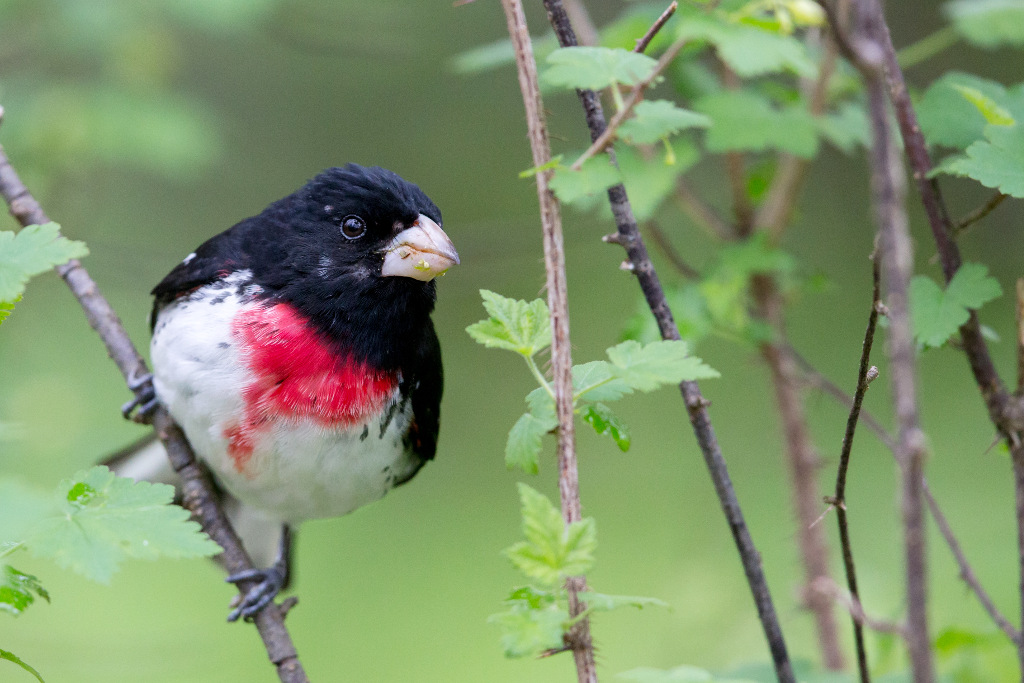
953 85 1015 126
581 403 631 451
0 648 45 683
579 591 668 612
572 362 632 402
917 73 1014 150
504 585 558 609
940 124 1024 197
23 467 221 583
550 155 621 204
466 290 552 357
606 340 720 392
0 223 88 302
616 139 699 221
619 100 711 145
676 12 815 77
0 480 56 545
488 603 568 658
0 565 49 616
506 412 556 474
946 0 1024 48
504 484 596 585
617 666 715 683
911 264 1002 348
541 46 657 91
0 296 18 326
694 90 819 158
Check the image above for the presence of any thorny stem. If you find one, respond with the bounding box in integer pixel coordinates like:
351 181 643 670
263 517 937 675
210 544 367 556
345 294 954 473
854 1 934 677
830 253 882 683
499 2 597 681
633 1 678 54
0 109 308 683
541 2 796 681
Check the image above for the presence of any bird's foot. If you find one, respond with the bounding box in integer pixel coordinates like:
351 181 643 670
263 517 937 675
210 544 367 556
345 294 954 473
121 371 159 424
225 566 287 622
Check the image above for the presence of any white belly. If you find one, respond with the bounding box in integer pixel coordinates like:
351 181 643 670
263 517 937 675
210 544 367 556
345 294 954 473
150 272 420 524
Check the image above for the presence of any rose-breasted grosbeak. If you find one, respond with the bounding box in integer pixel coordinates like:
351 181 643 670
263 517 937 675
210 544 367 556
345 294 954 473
116 164 458 621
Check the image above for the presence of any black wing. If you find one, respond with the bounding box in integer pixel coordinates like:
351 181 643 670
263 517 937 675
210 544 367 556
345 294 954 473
149 217 257 329
395 323 443 486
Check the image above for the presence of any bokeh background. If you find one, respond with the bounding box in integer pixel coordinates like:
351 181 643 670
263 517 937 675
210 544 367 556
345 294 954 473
1 0 1023 680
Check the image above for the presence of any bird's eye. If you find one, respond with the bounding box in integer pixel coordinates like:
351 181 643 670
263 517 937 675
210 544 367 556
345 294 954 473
340 215 366 239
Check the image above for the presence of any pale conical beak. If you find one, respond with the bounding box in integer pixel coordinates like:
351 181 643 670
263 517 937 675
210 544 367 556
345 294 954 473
381 214 460 281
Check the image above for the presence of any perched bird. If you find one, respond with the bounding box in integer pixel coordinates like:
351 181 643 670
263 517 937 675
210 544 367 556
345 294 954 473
116 164 458 621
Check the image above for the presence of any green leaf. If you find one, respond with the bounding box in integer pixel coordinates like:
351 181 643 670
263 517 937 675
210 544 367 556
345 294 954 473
0 223 88 303
0 480 56 545
940 124 1024 197
506 412 556 474
618 100 711 145
817 101 870 153
453 34 560 75
504 484 597 585
0 565 49 616
581 403 631 451
23 467 221 583
488 602 568 658
616 139 700 221
694 90 819 158
606 340 720 391
519 155 563 179
549 155 621 204
676 12 815 77
946 0 1024 48
541 46 657 91
617 666 715 683
466 290 552 357
917 73 1020 149
572 362 632 402
911 263 1003 348
953 85 1016 126
579 591 668 612
0 296 18 326
0 648 45 683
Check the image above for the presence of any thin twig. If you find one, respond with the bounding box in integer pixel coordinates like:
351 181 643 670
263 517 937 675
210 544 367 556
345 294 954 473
792 345 1021 647
541 2 796 681
569 37 686 171
923 480 1022 644
855 1 934 675
634 2 677 54
753 274 845 670
830 252 881 683
954 191 1008 238
499 3 597 681
811 578 905 635
643 220 699 279
0 108 308 683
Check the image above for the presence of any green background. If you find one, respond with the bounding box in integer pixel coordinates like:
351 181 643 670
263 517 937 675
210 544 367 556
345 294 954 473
1 0 1023 680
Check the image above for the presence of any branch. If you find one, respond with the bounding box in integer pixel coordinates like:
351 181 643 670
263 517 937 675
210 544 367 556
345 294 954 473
569 37 686 171
811 578 905 636
540 3 797 681
0 108 308 683
672 178 735 241
634 1 677 54
829 252 881 683
499 3 597 680
643 219 700 280
792 345 1020 648
852 2 934 677
1018 279 1024 396
954 191 1007 238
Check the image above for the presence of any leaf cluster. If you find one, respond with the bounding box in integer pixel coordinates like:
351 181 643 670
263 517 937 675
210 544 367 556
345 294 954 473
0 223 88 325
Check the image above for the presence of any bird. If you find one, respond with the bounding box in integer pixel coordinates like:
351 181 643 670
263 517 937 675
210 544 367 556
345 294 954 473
115 164 458 621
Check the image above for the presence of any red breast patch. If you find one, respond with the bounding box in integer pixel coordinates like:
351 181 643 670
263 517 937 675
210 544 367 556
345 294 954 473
225 303 397 473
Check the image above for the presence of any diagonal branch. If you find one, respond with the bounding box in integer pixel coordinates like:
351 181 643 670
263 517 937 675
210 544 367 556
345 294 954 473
540 2 796 681
499 2 597 681
634 1 677 54
0 107 308 683
569 36 687 171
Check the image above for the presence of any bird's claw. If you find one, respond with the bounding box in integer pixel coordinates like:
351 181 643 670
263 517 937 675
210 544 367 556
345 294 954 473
121 372 159 424
225 566 287 622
